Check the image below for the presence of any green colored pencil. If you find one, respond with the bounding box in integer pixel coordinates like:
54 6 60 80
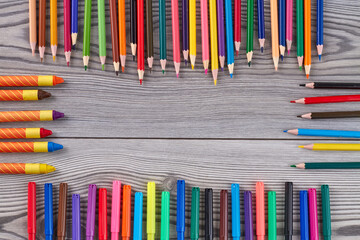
296 0 304 70
160 191 170 240
292 162 360 169
190 187 200 240
159 0 166 73
268 191 277 240
246 0 254 66
83 0 92 70
98 0 106 70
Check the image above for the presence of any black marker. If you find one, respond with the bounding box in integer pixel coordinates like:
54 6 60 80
285 182 293 240
205 188 213 240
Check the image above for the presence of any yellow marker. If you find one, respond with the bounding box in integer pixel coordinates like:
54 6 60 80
189 0 197 69
209 0 218 85
147 182 156 240
0 163 56 174
299 143 360 151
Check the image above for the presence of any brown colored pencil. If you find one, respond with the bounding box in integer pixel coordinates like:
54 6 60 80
146 0 154 71
109 0 120 75
299 111 360 119
39 0 46 62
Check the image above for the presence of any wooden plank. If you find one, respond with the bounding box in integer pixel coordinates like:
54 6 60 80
0 1 359 138
0 139 360 239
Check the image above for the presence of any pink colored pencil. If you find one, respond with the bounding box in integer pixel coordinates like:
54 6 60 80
171 0 181 77
200 0 209 74
64 0 71 66
286 0 293 55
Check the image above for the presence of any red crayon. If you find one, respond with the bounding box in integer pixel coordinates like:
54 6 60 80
99 188 108 240
291 94 360 104
28 182 36 240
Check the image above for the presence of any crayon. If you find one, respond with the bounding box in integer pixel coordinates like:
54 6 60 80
190 187 200 240
72 194 81 240
28 182 36 240
0 110 64 122
86 184 97 240
0 75 64 87
0 90 51 101
0 128 52 139
111 181 122 240
134 192 143 240
0 163 55 174
161 191 170 240
122 185 132 240
0 142 63 153
45 183 53 240
177 180 185 240
57 183 68 240
99 188 108 240
147 182 156 240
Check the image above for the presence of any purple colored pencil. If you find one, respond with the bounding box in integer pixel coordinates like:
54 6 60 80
216 0 225 71
244 191 254 240
182 0 189 64
86 184 97 240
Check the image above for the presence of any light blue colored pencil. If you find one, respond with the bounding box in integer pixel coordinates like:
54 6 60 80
285 128 360 138
224 0 234 78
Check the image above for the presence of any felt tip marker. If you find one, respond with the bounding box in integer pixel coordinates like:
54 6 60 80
190 187 200 240
205 188 213 240
256 182 265 240
86 184 97 240
300 191 309 240
161 191 170 240
134 192 143 240
147 182 156 240
177 180 185 240
285 182 293 240
72 194 81 240
99 188 108 240
268 191 277 240
111 181 122 240
244 191 253 240
45 183 53 240
122 185 132 240
28 182 36 240
309 188 319 240
231 184 241 240
220 190 228 240
321 185 332 240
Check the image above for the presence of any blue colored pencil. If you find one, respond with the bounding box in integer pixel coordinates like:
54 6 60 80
278 0 286 60
71 0 78 48
224 0 234 77
300 191 310 240
317 0 323 60
257 0 265 52
285 128 360 138
231 184 241 240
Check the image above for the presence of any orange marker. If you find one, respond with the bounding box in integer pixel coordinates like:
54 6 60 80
122 185 131 240
256 182 265 240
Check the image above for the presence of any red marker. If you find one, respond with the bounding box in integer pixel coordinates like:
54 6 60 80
99 188 108 240
28 182 36 240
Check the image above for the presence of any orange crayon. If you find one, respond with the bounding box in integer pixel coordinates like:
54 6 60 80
0 75 64 87
122 185 131 240
0 110 64 122
0 128 52 139
0 90 51 101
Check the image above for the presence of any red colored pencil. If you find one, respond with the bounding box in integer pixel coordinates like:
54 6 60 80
291 95 360 104
234 0 241 55
64 0 71 66
137 0 144 84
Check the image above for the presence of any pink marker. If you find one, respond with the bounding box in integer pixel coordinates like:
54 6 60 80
111 181 122 240
200 0 209 74
286 0 293 54
308 188 319 240
171 0 181 77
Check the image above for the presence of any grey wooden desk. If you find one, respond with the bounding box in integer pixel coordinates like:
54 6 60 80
0 0 360 239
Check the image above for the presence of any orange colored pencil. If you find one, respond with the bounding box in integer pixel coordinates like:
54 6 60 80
29 0 37 56
304 0 311 78
119 0 127 72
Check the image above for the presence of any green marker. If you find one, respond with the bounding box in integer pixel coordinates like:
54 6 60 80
83 0 92 70
321 185 332 240
97 0 106 70
161 191 170 240
268 191 277 240
190 187 200 240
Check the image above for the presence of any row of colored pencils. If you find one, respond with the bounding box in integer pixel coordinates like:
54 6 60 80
28 0 324 82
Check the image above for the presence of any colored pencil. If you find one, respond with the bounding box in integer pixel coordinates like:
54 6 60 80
257 0 265 52
109 0 120 75
171 0 181 77
130 0 137 60
224 0 234 77
200 0 210 74
209 0 218 85
71 0 78 48
39 0 46 62
137 0 145 84
0 75 64 87
246 0 254 66
146 0 154 71
29 0 37 56
301 82 360 89
98 0 106 70
0 110 64 122
50 0 57 60
286 0 293 54
159 0 167 73
270 0 279 70
304 0 311 78
234 0 241 55
119 0 127 72
291 94 360 104
0 128 52 139
317 0 323 60
83 0 92 70
217 0 225 70
299 143 360 151
0 90 51 101
64 0 71 66
278 0 285 60
285 128 360 138
296 0 304 69
182 0 189 64
189 0 196 69
292 162 360 169
298 111 360 119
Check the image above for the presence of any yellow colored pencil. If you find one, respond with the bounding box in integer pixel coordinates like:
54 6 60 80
189 0 197 69
270 0 279 71
209 0 218 85
50 0 57 61
299 143 360 151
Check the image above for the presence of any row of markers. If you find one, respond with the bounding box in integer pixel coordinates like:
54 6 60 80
27 180 331 240
28 0 323 85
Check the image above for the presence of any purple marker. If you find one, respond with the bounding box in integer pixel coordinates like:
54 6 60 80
182 0 189 64
216 0 225 71
86 184 97 240
72 194 81 240
244 191 254 240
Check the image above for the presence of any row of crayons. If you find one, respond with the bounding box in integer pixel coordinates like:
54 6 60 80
28 0 324 84
27 181 331 240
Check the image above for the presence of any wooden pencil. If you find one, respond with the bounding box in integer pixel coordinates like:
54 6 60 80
130 0 137 60
200 0 210 74
119 0 127 72
296 0 304 69
234 0 241 55
109 0 120 75
209 0 218 85
182 0 189 64
291 95 360 104
304 0 311 78
50 0 57 61
39 0 46 62
137 0 145 83
246 0 254 66
146 0 154 71
189 0 197 69
257 0 265 52
292 162 360 169
64 0 72 66
217 0 226 70
29 0 37 56
159 0 167 72
298 111 360 119
317 0 323 60
301 82 360 89
278 0 285 60
83 0 92 70
71 0 78 48
270 0 279 70
98 0 106 69
286 0 293 54
299 143 360 151
171 0 181 77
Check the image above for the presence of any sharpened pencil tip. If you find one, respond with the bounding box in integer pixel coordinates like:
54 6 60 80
205 69 208 75
214 79 217 86
176 74 179 78
133 56 135 61
230 73 233 78
139 79 143 85
236 51 239 56
221 67 224 71
67 62 69 67
297 115 301 118
84 66 87 71
122 66 125 72
288 50 290 55
41 58 43 63
298 145 304 149
72 45 76 50
260 47 263 53
184 60 187 65
290 165 296 168
162 70 165 74
102 65 105 71
290 101 295 103
299 66 302 70
299 84 305 87
248 61 251 67
149 68 152 73
283 130 288 133
115 71 119 76
319 55 321 61
281 55 284 61
306 74 309 79
191 65 194 70
53 56 56 61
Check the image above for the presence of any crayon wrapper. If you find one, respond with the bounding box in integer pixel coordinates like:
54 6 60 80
0 163 26 174
0 76 38 87
0 128 40 139
0 111 52 122
0 142 48 152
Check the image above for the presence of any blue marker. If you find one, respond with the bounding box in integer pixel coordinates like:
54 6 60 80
285 128 360 138
300 191 309 240
71 0 78 48
316 0 323 60
177 180 185 240
231 184 241 240
44 183 53 240
133 192 143 240
224 0 234 77
72 194 81 240
278 0 286 60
